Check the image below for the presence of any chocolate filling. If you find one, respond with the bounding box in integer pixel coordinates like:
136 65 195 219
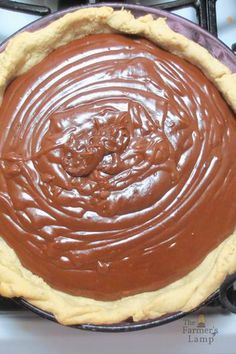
0 34 235 300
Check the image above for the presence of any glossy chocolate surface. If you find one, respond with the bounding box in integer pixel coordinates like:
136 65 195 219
0 34 235 300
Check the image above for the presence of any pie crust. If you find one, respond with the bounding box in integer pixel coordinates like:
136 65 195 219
0 7 235 325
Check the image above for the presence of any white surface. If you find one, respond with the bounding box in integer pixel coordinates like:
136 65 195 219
0 10 39 43
217 0 236 48
0 310 236 354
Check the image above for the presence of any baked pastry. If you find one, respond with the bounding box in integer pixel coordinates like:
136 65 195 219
0 7 235 325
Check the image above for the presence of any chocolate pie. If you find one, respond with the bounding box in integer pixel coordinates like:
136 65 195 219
0 7 235 325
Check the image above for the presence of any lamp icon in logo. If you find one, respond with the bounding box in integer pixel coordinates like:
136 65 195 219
197 314 206 328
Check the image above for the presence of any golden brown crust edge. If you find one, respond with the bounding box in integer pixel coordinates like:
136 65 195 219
0 7 235 112
1 232 236 325
0 7 235 325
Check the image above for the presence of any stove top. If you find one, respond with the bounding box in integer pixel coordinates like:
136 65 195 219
0 1 235 353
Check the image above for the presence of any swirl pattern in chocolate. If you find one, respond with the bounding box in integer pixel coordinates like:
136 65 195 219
0 34 235 300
